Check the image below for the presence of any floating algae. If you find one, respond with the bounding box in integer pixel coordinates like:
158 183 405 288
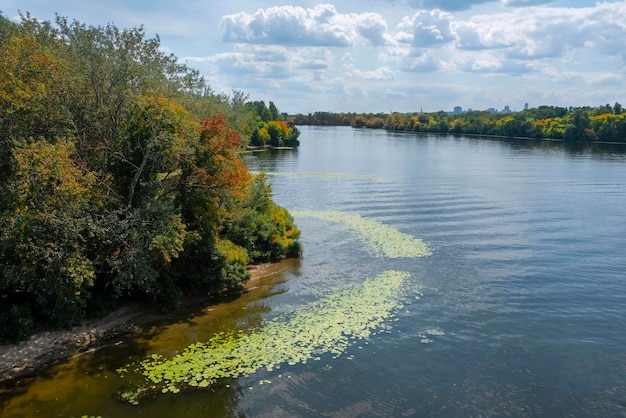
250 171 386 183
124 271 411 401
292 210 432 258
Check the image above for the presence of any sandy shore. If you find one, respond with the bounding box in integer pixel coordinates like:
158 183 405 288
0 263 279 384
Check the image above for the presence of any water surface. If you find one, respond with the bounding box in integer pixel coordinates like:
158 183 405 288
2 126 626 417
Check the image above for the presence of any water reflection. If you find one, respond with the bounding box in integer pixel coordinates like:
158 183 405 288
0 260 301 418
386 129 626 159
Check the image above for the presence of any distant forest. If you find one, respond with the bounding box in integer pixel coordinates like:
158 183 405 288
0 13 300 342
289 103 626 143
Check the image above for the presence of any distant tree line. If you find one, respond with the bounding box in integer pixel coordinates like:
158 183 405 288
289 104 626 142
0 13 301 342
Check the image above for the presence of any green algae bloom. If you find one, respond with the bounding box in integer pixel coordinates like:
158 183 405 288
130 270 411 399
250 171 386 183
292 210 432 258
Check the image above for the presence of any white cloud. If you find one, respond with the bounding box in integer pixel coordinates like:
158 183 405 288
401 50 447 72
6 0 625 112
404 0 494 11
344 64 395 80
454 3 626 62
341 52 355 62
208 1 625 107
183 43 338 96
463 54 533 74
353 12 393 46
220 4 391 47
541 66 623 86
202 45 290 79
500 0 554 6
396 10 456 47
453 20 512 50
584 2 626 58
220 4 354 47
341 82 366 98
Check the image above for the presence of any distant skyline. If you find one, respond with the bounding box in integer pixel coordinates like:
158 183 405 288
3 1 625 114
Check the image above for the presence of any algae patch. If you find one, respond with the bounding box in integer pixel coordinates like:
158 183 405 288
251 171 386 183
292 210 432 258
125 270 411 400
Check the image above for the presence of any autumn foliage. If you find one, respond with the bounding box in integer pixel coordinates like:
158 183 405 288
290 105 626 142
0 13 301 342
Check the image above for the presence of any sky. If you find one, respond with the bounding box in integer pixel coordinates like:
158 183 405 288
3 0 626 113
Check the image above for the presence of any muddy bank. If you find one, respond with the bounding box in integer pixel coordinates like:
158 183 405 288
0 263 281 384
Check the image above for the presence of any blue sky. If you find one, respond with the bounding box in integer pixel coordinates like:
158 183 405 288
3 1 625 113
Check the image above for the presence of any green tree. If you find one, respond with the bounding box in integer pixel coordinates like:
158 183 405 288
269 101 279 120
246 100 272 122
250 128 265 146
0 139 99 335
0 25 71 181
564 108 596 141
0 13 302 341
267 123 284 146
224 173 302 261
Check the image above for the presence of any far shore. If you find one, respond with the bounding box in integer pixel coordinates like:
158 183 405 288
0 262 286 385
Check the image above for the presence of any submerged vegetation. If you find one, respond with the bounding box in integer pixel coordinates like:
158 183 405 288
121 270 412 403
292 210 432 258
0 13 300 342
254 171 387 183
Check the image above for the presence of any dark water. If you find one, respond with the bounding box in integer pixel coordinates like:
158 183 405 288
2 126 626 417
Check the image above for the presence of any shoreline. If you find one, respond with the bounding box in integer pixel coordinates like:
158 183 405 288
0 262 280 385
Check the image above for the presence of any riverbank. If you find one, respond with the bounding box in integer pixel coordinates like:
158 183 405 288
0 263 281 385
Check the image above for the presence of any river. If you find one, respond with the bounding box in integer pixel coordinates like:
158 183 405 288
2 126 626 417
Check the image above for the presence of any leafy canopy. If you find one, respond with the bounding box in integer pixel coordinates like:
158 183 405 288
0 12 301 342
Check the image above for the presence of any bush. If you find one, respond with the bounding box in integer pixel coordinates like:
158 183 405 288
0 303 35 343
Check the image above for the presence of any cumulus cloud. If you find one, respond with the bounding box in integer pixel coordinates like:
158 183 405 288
464 56 533 73
396 10 455 47
403 0 494 11
220 4 391 47
402 50 446 72
453 20 512 50
189 44 335 82
542 66 623 86
389 3 624 77
585 2 626 58
199 1 625 111
344 64 395 80
295 47 335 70
385 0 554 11
453 3 626 62
501 0 554 6
354 12 393 45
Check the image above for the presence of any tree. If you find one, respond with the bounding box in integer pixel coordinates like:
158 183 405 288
269 101 279 120
0 27 71 181
224 173 302 261
246 100 272 122
267 123 283 146
0 139 99 334
0 13 302 341
250 128 265 146
564 108 596 141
